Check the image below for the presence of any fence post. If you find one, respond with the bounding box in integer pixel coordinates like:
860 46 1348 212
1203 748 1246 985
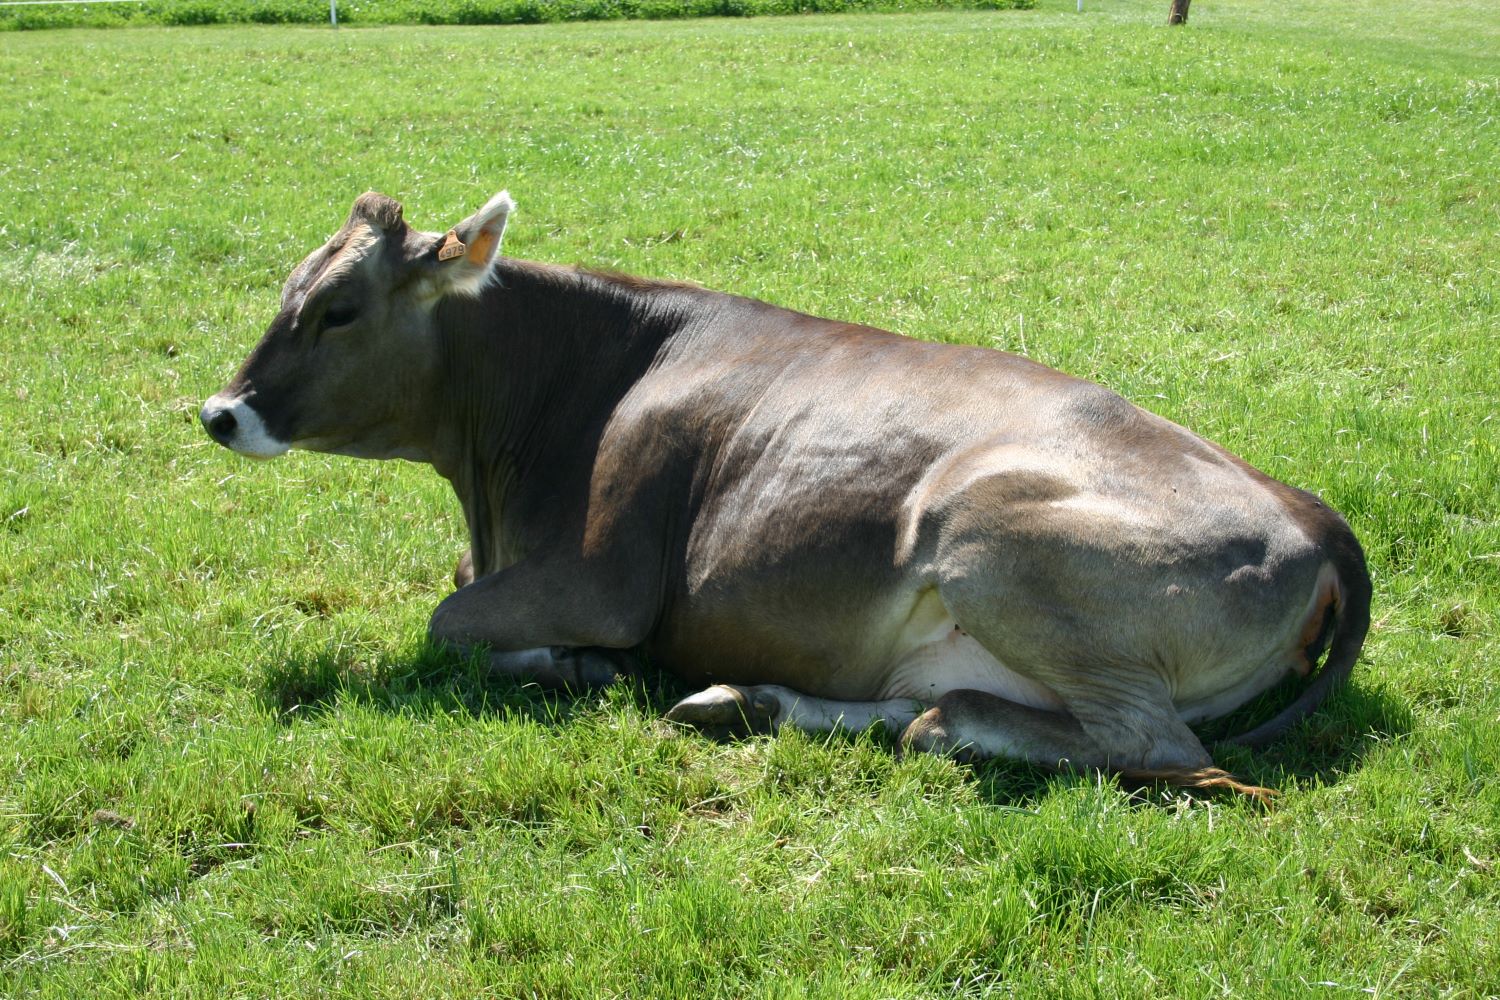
330 0 338 27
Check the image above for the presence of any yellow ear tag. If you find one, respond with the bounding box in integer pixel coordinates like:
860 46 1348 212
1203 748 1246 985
437 230 467 262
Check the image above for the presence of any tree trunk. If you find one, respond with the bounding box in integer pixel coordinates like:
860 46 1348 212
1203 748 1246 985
1168 0 1190 24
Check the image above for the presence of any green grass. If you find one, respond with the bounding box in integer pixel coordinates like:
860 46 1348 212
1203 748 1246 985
2 0 1497 994
0 0 1033 32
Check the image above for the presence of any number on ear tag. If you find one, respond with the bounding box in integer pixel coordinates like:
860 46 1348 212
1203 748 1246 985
437 230 467 262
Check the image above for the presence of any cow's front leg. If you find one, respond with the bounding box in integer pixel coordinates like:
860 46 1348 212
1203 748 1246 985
428 558 651 692
464 645 626 691
452 549 475 589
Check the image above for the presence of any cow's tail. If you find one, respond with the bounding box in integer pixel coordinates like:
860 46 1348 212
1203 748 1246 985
1226 514 1372 749
1117 765 1279 804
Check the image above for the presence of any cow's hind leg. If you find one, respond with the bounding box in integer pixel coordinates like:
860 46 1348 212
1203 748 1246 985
665 684 923 741
902 689 1275 801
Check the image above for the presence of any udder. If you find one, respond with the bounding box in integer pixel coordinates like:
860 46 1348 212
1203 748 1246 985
879 617 1065 711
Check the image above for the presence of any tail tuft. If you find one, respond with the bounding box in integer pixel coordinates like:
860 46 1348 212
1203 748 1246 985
1119 766 1278 804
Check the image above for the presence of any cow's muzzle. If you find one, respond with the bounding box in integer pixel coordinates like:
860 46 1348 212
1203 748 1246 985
199 395 290 459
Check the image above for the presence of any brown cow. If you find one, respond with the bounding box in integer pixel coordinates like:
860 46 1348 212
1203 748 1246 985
202 190 1370 798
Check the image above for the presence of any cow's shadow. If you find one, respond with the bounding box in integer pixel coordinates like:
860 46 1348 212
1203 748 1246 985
259 643 1408 806
968 674 1410 805
258 641 669 730
1192 675 1411 796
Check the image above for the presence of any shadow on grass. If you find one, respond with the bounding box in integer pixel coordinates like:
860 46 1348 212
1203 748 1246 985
260 641 1409 804
964 676 1414 809
1205 678 1414 789
257 639 675 730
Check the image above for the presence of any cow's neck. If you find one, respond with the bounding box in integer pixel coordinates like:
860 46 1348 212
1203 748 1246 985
429 258 684 578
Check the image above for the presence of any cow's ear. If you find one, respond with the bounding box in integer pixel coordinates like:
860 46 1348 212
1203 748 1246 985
435 190 514 297
349 191 405 232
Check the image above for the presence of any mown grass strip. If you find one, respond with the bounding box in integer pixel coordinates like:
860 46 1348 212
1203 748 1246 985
1 0 1032 30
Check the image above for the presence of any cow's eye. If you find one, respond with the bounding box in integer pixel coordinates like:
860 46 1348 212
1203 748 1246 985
320 304 359 332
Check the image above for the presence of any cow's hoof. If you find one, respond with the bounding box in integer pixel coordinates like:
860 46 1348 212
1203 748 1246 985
900 707 981 764
488 647 625 691
665 684 781 737
552 646 624 690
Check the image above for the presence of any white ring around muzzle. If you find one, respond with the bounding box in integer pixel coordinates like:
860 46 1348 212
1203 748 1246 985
200 395 291 459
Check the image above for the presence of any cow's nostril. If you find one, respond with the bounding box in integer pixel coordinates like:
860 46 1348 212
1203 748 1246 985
202 407 238 442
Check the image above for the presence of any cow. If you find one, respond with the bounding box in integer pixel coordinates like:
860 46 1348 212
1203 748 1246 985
201 190 1370 799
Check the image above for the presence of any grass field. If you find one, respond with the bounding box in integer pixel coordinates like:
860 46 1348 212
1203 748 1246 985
2 0 1497 994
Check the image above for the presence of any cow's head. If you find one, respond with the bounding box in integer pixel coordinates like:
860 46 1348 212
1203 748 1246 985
200 189 513 461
